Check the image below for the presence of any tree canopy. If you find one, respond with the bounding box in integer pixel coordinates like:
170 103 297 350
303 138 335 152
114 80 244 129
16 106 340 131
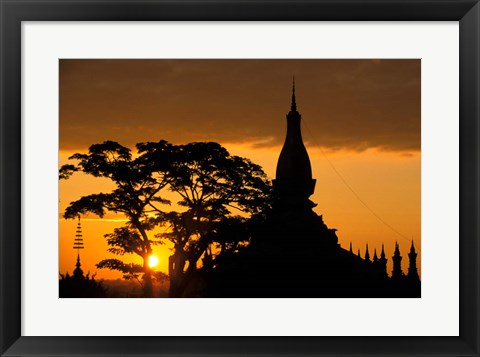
60 140 273 297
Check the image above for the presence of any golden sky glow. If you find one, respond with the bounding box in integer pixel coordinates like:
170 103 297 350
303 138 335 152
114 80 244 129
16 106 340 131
59 59 420 280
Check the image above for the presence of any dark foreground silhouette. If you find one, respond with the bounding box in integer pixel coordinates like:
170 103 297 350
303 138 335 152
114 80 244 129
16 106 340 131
59 254 107 298
204 206 420 298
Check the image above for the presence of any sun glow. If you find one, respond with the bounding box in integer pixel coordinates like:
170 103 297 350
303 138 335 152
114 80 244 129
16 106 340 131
148 255 159 268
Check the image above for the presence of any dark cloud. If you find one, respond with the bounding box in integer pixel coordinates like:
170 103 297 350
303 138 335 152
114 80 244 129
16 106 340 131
60 59 420 152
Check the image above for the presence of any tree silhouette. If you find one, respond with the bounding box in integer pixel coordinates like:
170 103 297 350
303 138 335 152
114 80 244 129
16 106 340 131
60 140 173 297
61 140 273 297
143 142 273 297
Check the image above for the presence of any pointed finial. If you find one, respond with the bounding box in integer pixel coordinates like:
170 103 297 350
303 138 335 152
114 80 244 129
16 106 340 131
381 243 386 259
357 248 361 257
76 252 81 269
291 76 297 112
73 251 84 278
373 248 378 262
394 241 401 256
410 240 416 252
365 243 370 261
349 242 353 253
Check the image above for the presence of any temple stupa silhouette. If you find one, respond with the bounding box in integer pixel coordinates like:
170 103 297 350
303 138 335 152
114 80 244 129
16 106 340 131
273 78 316 209
206 80 420 298
59 216 106 298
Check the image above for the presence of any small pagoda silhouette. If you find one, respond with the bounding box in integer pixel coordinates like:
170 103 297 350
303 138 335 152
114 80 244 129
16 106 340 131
59 216 106 298
207 79 421 298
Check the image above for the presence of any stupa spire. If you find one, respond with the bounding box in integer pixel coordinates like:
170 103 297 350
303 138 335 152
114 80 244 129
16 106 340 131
73 215 84 253
392 241 403 279
75 252 82 270
273 79 316 205
408 240 419 281
73 215 85 278
378 243 388 277
365 243 370 262
291 76 297 112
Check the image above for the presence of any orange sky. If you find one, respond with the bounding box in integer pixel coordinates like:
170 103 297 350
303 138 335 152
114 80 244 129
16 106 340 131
59 59 421 280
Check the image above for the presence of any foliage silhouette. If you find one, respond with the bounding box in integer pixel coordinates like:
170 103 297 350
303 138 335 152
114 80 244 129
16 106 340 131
60 140 273 297
60 140 173 297
141 141 273 297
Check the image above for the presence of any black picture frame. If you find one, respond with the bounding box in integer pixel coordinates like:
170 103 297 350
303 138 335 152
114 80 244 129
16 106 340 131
1 0 478 356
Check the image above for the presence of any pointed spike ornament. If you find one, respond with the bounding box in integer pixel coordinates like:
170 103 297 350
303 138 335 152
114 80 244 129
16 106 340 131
380 243 386 259
378 243 388 277
291 76 297 112
76 252 81 269
408 239 419 281
365 243 370 262
392 241 403 279
394 241 401 254
349 242 353 253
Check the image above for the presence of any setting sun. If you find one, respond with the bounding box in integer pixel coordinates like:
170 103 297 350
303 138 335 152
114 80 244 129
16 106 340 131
148 255 159 268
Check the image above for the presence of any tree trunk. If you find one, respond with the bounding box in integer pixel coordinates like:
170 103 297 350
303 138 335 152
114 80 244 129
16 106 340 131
168 250 186 297
135 224 154 297
143 259 154 298
187 258 198 273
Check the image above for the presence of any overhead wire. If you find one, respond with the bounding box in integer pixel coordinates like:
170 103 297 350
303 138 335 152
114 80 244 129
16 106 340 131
301 117 414 245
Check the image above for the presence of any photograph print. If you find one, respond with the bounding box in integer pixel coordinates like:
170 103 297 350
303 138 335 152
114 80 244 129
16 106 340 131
59 59 421 298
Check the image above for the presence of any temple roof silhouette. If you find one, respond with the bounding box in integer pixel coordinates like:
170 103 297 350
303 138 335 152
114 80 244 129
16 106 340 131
274 78 316 201
275 78 313 182
203 80 421 298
